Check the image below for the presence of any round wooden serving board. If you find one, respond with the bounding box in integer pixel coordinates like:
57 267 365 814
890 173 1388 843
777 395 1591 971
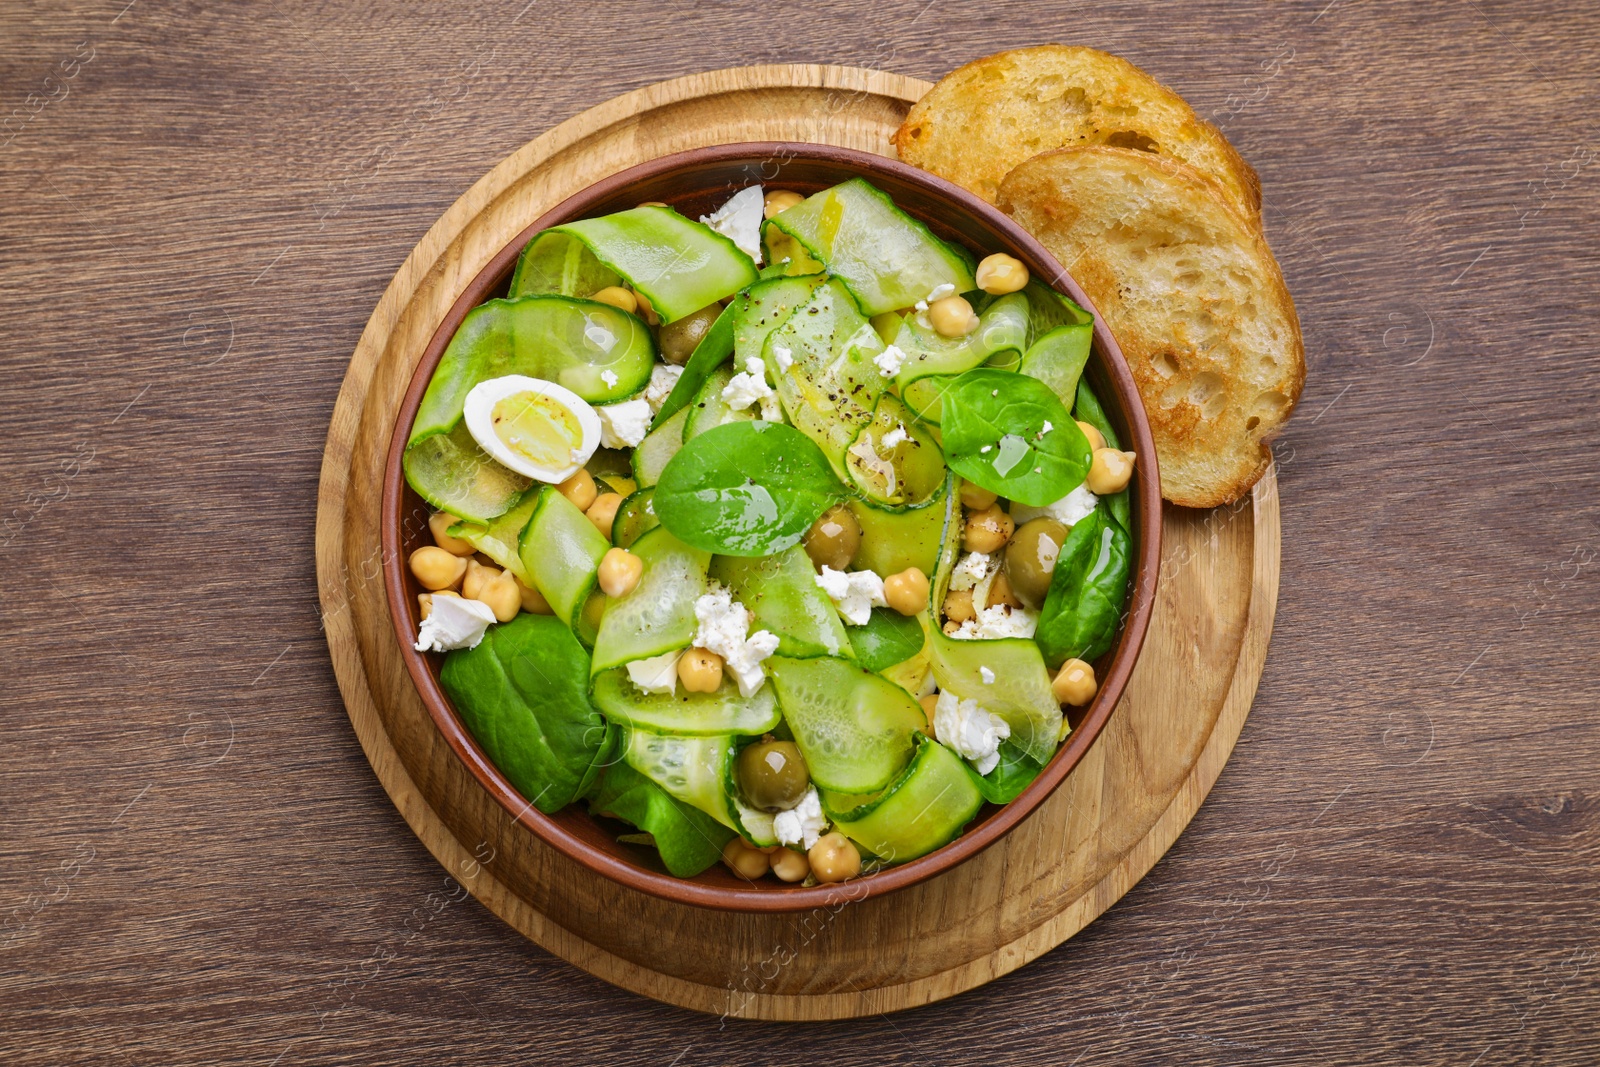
315 64 1281 1020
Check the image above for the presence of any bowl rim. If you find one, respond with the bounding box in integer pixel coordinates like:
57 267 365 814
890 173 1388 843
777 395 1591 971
381 141 1162 913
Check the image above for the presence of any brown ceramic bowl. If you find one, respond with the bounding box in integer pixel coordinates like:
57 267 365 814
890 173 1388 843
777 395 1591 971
382 143 1161 913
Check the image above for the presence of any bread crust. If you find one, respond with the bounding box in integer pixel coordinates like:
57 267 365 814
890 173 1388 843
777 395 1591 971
894 44 1261 221
998 147 1304 508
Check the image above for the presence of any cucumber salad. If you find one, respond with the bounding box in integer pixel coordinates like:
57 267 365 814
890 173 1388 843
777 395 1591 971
402 177 1137 886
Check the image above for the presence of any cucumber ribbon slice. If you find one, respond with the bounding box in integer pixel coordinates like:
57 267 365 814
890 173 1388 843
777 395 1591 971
825 736 983 864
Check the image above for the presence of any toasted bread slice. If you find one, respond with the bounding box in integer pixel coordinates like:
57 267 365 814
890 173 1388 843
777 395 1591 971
998 147 1302 508
894 45 1260 220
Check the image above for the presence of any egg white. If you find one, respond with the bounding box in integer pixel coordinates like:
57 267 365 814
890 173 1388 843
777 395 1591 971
462 374 601 483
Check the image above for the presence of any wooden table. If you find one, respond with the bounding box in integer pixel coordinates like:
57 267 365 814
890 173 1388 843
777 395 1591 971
3 2 1596 1063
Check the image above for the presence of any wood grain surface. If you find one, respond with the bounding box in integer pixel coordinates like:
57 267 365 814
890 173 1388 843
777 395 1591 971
3 1 1597 1063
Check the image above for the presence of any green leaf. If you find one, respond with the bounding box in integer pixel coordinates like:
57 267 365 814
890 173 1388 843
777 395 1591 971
940 368 1091 507
653 420 843 557
1035 506 1132 668
650 299 737 429
966 739 1046 805
439 614 616 813
585 762 733 877
1073 380 1131 532
848 608 926 673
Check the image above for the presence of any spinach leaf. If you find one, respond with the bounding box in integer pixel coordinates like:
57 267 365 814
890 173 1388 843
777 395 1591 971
1073 381 1131 532
848 608 926 673
966 739 1046 805
440 614 616 813
586 761 734 877
940 368 1091 507
650 299 737 429
653 420 843 557
1035 505 1132 669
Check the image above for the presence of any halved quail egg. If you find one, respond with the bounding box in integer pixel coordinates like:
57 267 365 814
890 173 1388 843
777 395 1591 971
463 375 600 483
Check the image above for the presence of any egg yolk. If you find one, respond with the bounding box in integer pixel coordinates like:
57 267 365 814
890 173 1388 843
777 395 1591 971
490 391 582 470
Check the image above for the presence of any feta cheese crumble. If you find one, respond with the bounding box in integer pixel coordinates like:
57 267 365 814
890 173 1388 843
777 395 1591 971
773 787 827 851
600 368 619 388
1010 483 1099 527
949 551 996 593
643 363 684 414
873 343 907 378
925 282 956 304
950 603 1040 642
693 582 778 697
414 595 496 653
814 565 887 626
770 344 794 372
722 357 783 421
596 397 652 449
933 691 1010 775
881 424 908 449
699 185 764 264
980 665 996 685
625 649 683 695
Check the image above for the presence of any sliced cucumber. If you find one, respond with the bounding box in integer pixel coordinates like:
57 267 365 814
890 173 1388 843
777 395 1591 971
710 545 851 660
622 727 740 830
760 221 824 277
1020 322 1094 409
766 277 886 482
848 473 951 578
446 490 540 584
592 668 780 736
611 486 659 549
591 526 709 673
893 292 1029 424
511 207 758 323
845 393 946 509
765 656 924 794
734 273 825 366
411 295 656 444
518 486 609 636
631 404 689 488
827 736 983 864
1022 278 1093 343
766 178 975 315
403 421 532 524
652 301 738 429
879 642 932 698
507 226 621 299
683 363 757 440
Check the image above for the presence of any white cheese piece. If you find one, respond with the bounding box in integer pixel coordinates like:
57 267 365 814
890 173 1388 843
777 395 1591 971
933 691 1011 775
881 424 908 449
925 282 956 304
771 345 794 372
1010 482 1100 527
814 565 887 626
949 551 995 593
699 185 764 264
772 787 827 851
600 369 619 388
1038 419 1053 437
693 582 778 697
596 397 652 449
951 603 1040 641
722 357 774 410
873 343 907 378
414 596 497 653
625 649 683 695
980 665 996 685
643 363 684 414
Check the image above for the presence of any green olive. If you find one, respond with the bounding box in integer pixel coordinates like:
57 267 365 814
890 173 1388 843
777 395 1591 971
1005 517 1070 606
737 740 809 812
802 504 861 571
657 303 722 365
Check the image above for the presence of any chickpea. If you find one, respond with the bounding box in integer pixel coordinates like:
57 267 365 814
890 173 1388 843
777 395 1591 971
515 575 553 615
417 589 460 621
770 848 810 883
590 285 638 314
598 546 643 598
632 289 659 325
1005 517 1070 607
410 546 468 591
959 479 998 510
1052 658 1098 707
558 469 598 512
802 504 861 571
586 492 624 540
808 832 862 884
658 302 721 365
986 569 1022 610
974 252 1030 295
737 739 809 811
927 294 978 338
882 567 930 615
461 557 498 600
918 693 939 739
1086 448 1137 495
637 200 669 208
476 569 522 622
763 189 805 218
943 588 975 624
428 511 477 556
1076 420 1106 452
722 838 770 881
678 647 724 694
962 503 1014 554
